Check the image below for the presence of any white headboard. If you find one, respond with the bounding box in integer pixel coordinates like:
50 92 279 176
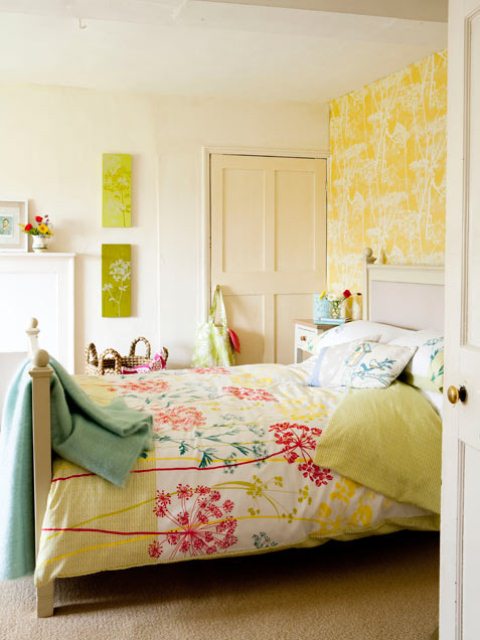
363 248 444 332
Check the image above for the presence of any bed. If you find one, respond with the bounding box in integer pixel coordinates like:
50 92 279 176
16 250 445 617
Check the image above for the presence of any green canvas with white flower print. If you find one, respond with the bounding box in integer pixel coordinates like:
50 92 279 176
102 153 132 227
102 244 132 317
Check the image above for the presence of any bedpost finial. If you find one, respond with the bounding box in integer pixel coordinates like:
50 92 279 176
33 349 50 368
364 247 376 264
29 318 39 330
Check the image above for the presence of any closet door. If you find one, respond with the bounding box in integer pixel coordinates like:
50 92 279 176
210 154 326 364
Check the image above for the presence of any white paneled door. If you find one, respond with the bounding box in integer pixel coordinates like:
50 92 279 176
210 154 326 364
441 1 480 638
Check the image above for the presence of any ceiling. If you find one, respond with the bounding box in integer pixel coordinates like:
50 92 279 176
206 0 448 22
0 0 448 102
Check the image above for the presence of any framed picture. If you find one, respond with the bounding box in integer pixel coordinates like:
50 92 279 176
102 154 132 227
102 244 132 317
0 200 28 252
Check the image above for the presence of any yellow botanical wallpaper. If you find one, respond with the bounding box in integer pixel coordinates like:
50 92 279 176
328 50 447 293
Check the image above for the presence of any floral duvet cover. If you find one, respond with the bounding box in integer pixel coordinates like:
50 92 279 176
35 363 437 586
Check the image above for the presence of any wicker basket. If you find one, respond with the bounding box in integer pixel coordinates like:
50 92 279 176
85 337 159 376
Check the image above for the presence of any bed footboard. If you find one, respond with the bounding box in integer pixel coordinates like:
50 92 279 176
28 320 55 617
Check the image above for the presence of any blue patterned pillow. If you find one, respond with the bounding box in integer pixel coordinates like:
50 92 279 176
309 339 416 389
390 331 444 392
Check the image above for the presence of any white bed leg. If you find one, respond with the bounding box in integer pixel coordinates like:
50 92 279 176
36 581 54 618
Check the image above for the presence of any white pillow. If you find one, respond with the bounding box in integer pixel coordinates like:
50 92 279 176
313 320 415 355
389 329 444 392
310 339 416 389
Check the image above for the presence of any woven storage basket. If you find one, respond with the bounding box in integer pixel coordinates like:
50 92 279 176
85 337 154 376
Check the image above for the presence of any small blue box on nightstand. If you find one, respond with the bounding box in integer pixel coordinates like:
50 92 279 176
312 295 331 324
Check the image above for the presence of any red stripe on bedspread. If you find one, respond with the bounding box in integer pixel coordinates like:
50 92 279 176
51 449 284 483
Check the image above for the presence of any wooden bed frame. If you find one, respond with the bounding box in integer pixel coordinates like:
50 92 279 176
363 247 444 331
27 319 54 617
27 249 445 617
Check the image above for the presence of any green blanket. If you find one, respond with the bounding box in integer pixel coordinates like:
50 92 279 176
49 359 152 486
0 358 152 580
314 381 442 514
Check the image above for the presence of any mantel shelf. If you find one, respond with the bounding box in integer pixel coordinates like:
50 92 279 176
0 252 76 258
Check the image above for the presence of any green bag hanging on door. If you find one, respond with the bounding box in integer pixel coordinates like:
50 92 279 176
192 286 236 367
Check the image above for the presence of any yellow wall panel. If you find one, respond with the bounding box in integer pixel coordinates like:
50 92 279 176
328 50 447 294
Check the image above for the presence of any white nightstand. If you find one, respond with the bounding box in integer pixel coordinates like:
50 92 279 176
293 319 344 364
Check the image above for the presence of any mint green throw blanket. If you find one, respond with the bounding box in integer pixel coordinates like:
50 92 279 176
0 358 152 580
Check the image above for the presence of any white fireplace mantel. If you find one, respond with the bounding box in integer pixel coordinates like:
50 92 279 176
0 253 75 372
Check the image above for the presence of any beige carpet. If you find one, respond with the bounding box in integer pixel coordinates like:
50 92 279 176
0 532 439 640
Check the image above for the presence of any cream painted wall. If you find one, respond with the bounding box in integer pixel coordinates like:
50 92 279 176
0 86 328 370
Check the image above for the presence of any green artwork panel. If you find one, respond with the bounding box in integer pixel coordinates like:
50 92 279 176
102 153 132 227
102 244 132 317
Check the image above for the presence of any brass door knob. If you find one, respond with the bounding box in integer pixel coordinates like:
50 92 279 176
447 385 467 405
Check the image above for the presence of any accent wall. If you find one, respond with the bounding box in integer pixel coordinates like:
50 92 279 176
327 50 447 294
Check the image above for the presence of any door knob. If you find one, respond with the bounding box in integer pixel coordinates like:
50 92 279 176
447 385 467 405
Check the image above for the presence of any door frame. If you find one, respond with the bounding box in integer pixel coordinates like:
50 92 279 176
199 145 330 324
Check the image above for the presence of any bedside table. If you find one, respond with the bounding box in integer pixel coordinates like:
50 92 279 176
293 319 344 364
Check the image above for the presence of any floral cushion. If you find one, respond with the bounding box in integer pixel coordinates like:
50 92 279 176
389 330 444 392
309 339 416 389
309 337 379 387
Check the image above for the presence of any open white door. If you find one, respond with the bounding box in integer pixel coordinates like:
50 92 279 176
440 1 480 638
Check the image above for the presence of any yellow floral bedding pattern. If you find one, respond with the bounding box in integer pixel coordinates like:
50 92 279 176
35 364 436 586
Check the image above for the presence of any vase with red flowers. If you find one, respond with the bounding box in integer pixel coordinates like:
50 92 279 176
21 215 53 253
327 289 352 319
